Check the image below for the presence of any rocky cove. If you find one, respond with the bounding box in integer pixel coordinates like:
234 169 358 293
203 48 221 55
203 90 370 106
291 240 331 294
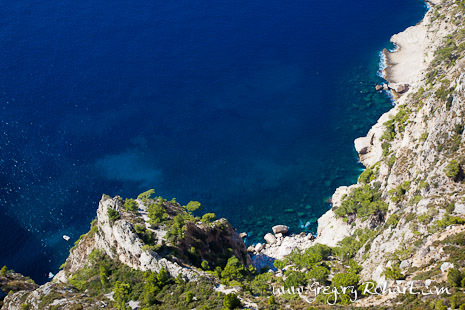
2 0 465 308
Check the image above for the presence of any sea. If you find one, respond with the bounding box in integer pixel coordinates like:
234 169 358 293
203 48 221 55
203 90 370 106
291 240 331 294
0 0 426 283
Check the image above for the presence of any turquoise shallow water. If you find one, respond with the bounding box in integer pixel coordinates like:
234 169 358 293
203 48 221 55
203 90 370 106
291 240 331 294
0 0 426 283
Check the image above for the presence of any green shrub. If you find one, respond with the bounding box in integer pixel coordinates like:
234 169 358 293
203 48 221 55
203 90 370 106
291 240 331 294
381 120 396 141
147 202 168 224
137 189 155 200
331 272 360 288
380 106 410 142
388 181 411 202
446 203 456 213
387 156 396 167
455 124 464 135
287 251 322 269
445 160 462 181
123 199 138 212
306 266 330 283
1 265 8 276
186 291 194 303
305 244 332 260
420 132 428 142
383 263 404 280
167 214 187 241
248 272 273 295
107 208 120 222
436 214 465 228
382 142 391 156
418 180 429 190
223 293 241 309
386 214 399 227
185 201 203 212
134 224 145 234
220 257 247 284
201 261 210 271
434 38 458 66
113 281 131 310
335 184 387 220
284 270 307 289
334 228 375 260
268 295 276 305
435 300 448 310
448 268 463 287
409 195 422 206
358 168 375 184
201 213 216 223
418 213 433 225
142 244 162 252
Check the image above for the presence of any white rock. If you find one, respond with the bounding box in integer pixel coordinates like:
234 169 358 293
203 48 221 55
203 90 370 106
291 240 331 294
255 243 264 252
440 262 454 273
272 225 288 235
455 204 465 214
315 206 351 247
399 260 410 269
264 233 277 245
354 134 372 155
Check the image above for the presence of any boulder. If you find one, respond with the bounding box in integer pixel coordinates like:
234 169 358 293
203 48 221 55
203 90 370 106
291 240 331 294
354 134 372 155
399 260 410 269
388 83 409 93
440 262 454 273
455 203 465 214
272 225 288 235
419 247 430 257
383 83 389 90
239 232 248 239
375 85 383 91
396 84 409 93
255 243 264 252
264 233 277 245
247 245 255 253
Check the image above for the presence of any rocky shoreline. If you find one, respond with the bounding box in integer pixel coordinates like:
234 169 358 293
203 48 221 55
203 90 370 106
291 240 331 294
250 0 464 287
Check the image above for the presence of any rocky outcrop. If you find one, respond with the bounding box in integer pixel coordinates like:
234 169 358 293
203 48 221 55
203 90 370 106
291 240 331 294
2 282 106 310
271 225 288 235
250 2 465 305
55 196 203 282
324 0 465 296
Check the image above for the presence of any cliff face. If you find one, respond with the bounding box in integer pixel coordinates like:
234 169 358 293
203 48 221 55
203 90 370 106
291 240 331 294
57 195 249 282
313 0 465 301
56 196 201 282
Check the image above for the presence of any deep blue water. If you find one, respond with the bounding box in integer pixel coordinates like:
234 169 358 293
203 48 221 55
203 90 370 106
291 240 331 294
0 0 425 283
